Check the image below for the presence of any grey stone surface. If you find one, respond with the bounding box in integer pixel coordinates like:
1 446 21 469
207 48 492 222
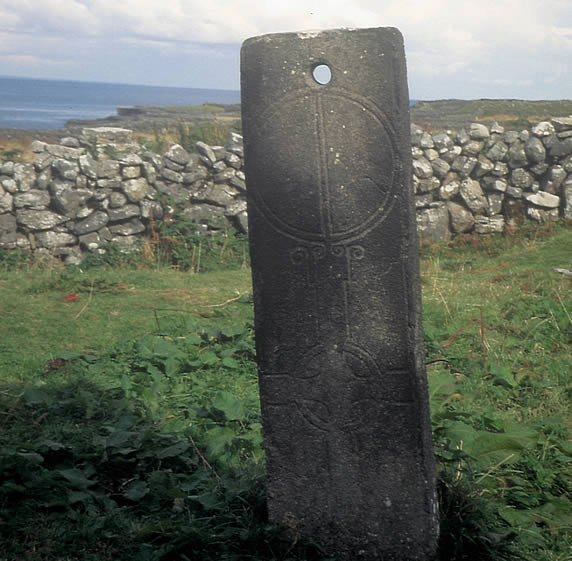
447 201 475 233
165 144 190 166
532 121 555 137
71 210 109 235
525 137 546 164
109 218 145 236
108 204 141 222
16 209 67 231
196 141 217 165
0 101 570 263
524 191 560 209
562 178 572 219
241 27 438 561
475 215 504 233
14 164 36 192
417 204 451 240
122 177 151 202
551 116 572 132
35 230 77 248
460 178 487 213
13 190 50 210
469 122 490 139
0 213 17 246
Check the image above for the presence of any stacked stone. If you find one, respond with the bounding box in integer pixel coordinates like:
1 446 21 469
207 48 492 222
0 128 248 264
1 118 571 263
413 117 572 240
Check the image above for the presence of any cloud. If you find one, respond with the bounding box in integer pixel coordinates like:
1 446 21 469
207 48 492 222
0 0 570 97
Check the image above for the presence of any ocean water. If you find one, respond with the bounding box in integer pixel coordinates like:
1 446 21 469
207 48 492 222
0 76 241 130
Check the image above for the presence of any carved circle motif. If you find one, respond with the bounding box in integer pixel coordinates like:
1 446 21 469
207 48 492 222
291 341 383 433
250 87 402 245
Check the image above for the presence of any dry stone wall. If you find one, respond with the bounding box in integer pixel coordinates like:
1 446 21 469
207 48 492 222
0 127 247 265
413 117 572 240
0 117 571 264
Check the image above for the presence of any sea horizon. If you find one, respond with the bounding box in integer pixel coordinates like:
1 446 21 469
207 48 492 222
0 75 241 130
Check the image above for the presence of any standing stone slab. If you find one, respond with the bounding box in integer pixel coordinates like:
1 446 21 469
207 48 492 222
241 28 438 560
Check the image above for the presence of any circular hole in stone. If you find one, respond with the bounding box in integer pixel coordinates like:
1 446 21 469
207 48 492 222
312 64 332 85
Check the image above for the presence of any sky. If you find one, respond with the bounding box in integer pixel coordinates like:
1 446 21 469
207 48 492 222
0 0 571 100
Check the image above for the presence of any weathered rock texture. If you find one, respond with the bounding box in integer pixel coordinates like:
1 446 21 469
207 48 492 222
0 127 247 264
242 27 438 561
1 113 571 263
412 117 572 239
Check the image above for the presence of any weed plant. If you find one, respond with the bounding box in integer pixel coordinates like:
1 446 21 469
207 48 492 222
0 223 570 560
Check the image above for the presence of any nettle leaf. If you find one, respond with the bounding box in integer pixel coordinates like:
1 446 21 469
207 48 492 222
58 468 96 490
200 351 218 366
67 490 92 504
124 480 149 502
156 441 191 459
499 506 537 528
469 432 535 464
222 356 240 370
221 325 245 339
489 362 517 388
164 357 181 377
54 350 84 361
106 430 141 450
16 452 44 465
23 388 53 406
213 391 244 421
186 334 202 346
120 374 133 393
205 426 235 458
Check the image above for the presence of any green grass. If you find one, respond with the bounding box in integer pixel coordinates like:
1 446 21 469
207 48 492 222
0 223 570 560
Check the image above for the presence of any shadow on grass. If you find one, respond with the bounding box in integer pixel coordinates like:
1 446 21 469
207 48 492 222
0 365 330 561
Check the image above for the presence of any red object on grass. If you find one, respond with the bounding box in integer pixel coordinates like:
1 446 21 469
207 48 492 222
65 294 79 302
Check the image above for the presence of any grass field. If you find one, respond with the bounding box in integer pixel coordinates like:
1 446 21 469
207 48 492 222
0 224 570 560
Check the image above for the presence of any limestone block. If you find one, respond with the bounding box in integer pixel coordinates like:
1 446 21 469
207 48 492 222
532 121 555 137
97 160 121 179
71 210 109 235
52 158 78 181
551 116 572 132
487 193 504 216
13 190 50 210
460 178 487 213
510 168 534 190
473 155 494 178
431 158 450 179
475 215 504 233
562 178 572 220
160 167 184 184
447 201 475 233
469 123 490 139
16 210 67 231
524 191 560 208
122 165 141 179
507 141 527 168
45 144 85 159
524 137 546 164
196 141 217 165
417 204 451 241
462 140 484 156
108 204 141 222
165 144 190 166
122 177 151 202
14 164 36 192
0 213 17 245
432 132 453 151
35 231 77 248
109 218 145 236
